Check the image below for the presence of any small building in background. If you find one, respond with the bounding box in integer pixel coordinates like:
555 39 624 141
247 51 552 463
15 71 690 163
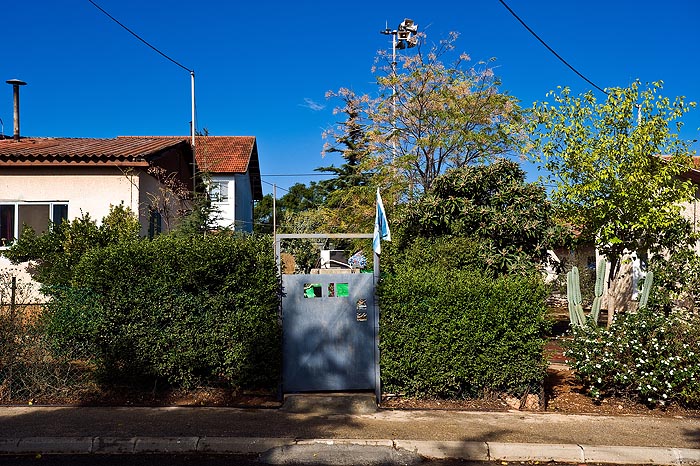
193 136 262 232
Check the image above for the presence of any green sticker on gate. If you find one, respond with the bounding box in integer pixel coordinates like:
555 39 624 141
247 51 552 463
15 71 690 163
304 283 322 298
336 283 349 297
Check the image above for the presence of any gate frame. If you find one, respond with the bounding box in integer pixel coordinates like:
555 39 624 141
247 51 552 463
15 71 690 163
274 233 380 403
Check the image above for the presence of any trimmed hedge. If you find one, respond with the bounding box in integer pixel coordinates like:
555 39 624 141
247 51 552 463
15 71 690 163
378 266 550 398
43 234 281 390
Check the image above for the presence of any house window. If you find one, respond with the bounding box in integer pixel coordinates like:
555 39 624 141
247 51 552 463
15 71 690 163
0 202 68 248
148 209 162 238
0 205 14 247
53 204 68 224
209 181 229 203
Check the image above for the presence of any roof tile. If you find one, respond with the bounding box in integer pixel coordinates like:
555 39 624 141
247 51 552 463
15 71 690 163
0 137 188 166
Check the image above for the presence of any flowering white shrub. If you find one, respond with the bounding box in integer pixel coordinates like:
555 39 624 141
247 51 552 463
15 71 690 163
564 308 700 407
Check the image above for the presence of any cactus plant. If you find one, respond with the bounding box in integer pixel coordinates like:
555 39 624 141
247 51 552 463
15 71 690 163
567 261 606 328
590 260 606 325
566 266 585 327
638 270 654 310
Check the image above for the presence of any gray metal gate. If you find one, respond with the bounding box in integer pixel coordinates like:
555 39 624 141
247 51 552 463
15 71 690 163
282 272 376 392
275 233 380 398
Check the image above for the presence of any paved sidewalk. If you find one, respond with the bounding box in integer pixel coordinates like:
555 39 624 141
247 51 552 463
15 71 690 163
0 404 698 464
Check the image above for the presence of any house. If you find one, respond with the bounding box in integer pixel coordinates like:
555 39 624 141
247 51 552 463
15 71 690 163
131 136 263 232
0 135 264 245
194 136 262 232
0 136 196 244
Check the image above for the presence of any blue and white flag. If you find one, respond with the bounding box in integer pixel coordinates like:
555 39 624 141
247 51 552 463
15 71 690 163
373 188 391 255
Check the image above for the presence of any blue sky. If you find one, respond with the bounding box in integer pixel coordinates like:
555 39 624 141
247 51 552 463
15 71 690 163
4 0 700 195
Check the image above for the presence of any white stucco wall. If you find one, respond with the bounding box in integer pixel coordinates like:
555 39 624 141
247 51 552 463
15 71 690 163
0 255 44 303
211 175 236 230
210 173 254 232
0 167 141 226
0 166 188 240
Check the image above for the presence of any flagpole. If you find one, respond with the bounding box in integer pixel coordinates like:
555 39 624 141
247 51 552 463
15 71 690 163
372 188 388 406
373 248 380 405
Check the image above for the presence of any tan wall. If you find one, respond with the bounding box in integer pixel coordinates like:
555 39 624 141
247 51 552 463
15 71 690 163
0 166 141 224
0 166 189 237
0 256 45 304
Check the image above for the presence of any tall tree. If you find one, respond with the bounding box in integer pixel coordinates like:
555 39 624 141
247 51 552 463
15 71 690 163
253 194 274 234
253 182 326 234
527 80 697 315
319 88 373 193
371 32 525 195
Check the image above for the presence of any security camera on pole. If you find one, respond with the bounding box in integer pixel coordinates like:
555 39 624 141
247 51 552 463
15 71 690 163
380 19 418 162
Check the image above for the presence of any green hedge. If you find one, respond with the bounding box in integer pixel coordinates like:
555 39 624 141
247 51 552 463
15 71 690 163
378 266 550 398
43 234 281 390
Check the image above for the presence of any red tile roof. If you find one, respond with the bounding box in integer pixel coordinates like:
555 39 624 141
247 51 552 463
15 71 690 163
117 136 257 174
0 137 189 167
118 136 262 199
193 136 262 200
0 135 263 199
194 136 256 173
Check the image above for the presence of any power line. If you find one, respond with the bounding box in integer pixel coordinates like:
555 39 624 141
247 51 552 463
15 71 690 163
496 0 609 97
87 0 193 74
261 179 290 194
261 173 333 177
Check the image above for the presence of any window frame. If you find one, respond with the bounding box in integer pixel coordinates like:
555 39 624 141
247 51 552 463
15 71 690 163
209 181 229 204
0 201 68 249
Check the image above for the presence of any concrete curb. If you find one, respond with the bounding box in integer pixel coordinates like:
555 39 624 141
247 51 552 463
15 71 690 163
0 437 698 465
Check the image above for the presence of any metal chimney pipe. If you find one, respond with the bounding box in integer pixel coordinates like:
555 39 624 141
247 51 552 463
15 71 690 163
6 79 27 141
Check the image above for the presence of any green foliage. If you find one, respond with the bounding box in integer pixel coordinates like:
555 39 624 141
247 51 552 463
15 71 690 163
255 183 328 232
378 266 550 398
382 236 495 276
44 234 281 389
528 80 697 263
41 286 102 358
565 308 700 407
395 159 566 274
320 88 373 192
174 186 223 236
4 204 140 287
649 248 700 312
253 194 274 234
101 203 141 243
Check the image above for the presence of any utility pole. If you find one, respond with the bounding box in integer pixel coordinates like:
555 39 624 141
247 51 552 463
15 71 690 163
380 19 418 162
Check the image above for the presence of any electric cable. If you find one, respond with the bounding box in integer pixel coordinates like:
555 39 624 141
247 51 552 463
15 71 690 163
261 173 333 177
261 179 290 193
87 0 193 74
496 0 609 97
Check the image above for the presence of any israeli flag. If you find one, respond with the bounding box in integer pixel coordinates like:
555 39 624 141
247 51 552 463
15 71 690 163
373 188 391 255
